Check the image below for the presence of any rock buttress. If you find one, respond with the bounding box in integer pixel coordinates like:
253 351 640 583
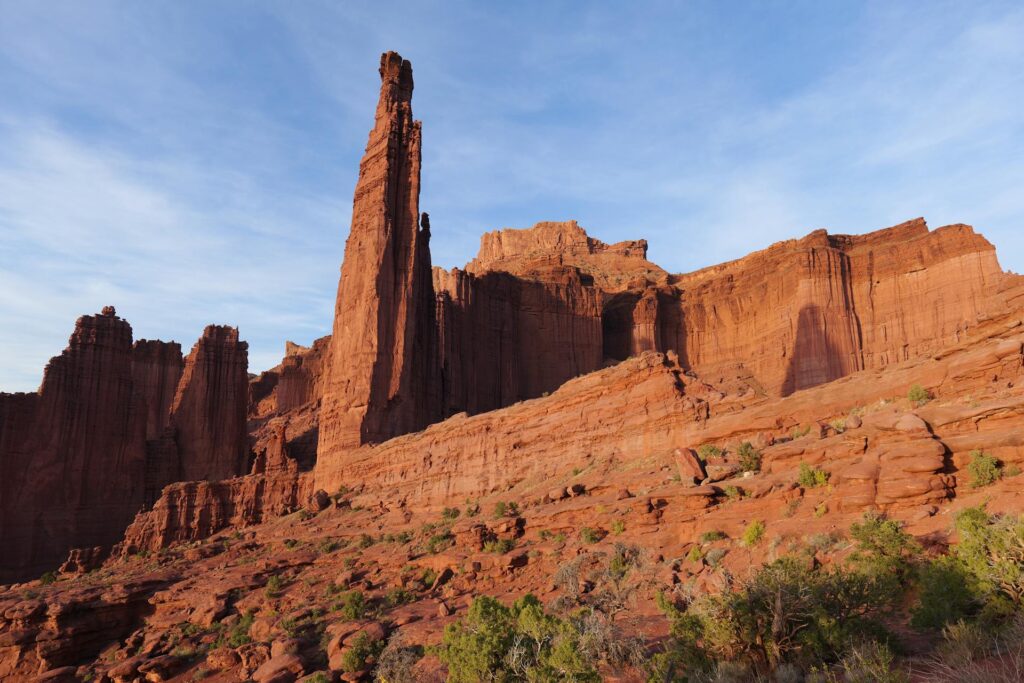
170 325 250 482
0 309 148 582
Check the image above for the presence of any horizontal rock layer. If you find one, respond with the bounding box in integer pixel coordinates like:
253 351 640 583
0 310 251 583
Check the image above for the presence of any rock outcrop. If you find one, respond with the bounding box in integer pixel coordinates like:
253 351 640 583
170 325 250 482
315 352 705 508
317 51 439 457
457 218 1012 399
433 267 604 416
0 312 251 582
467 220 665 291
117 470 312 555
0 309 147 583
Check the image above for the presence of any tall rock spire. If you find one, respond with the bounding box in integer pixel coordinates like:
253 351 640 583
318 51 439 455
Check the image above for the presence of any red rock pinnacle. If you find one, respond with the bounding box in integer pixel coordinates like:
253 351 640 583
318 51 439 456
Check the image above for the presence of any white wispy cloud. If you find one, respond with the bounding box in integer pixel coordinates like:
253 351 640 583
1 1 1022 391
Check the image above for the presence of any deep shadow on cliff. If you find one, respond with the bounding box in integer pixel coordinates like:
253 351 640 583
780 304 858 396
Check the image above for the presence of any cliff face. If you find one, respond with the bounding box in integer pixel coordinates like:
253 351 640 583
317 51 439 458
314 352 709 508
657 218 1008 395
467 220 665 291
249 336 331 421
0 309 147 582
433 267 604 416
0 311 251 582
131 340 184 440
171 325 250 482
433 217 1010 406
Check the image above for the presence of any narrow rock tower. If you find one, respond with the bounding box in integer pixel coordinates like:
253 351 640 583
318 52 439 456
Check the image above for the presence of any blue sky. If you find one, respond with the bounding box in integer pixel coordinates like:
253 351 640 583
1 1 1022 391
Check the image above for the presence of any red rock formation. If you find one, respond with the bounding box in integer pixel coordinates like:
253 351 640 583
116 470 312 554
314 352 710 508
0 309 148 583
433 267 604 416
486 218 1012 397
0 312 252 583
171 325 250 482
131 340 183 441
467 220 665 291
317 51 439 457
663 218 1010 395
248 336 330 420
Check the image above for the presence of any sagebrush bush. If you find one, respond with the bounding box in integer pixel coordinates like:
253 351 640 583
798 462 830 488
967 449 1002 488
908 384 931 406
437 595 601 682
741 520 765 547
737 442 762 472
697 444 723 461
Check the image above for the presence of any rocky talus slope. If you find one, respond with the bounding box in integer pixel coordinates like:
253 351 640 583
2 50 1023 681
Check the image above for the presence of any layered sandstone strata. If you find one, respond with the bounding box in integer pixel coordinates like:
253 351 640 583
0 309 147 582
466 219 666 291
171 325 250 482
463 218 1011 397
433 267 604 416
0 311 251 582
317 51 439 457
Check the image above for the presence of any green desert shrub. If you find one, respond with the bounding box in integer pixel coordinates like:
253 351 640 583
335 590 367 620
908 384 931 406
493 501 520 518
737 442 762 473
655 555 894 676
798 462 831 488
741 520 765 547
912 555 977 629
436 594 601 682
697 444 722 461
426 531 454 554
483 538 515 554
341 631 385 673
846 512 922 615
967 449 1002 488
951 507 1024 618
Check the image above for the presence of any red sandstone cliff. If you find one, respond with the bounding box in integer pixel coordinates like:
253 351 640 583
433 267 604 416
171 325 250 482
467 219 665 290
456 217 1011 398
0 309 147 583
0 311 252 582
317 51 439 457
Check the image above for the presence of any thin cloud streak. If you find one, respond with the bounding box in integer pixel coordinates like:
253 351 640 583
1 1 1022 391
